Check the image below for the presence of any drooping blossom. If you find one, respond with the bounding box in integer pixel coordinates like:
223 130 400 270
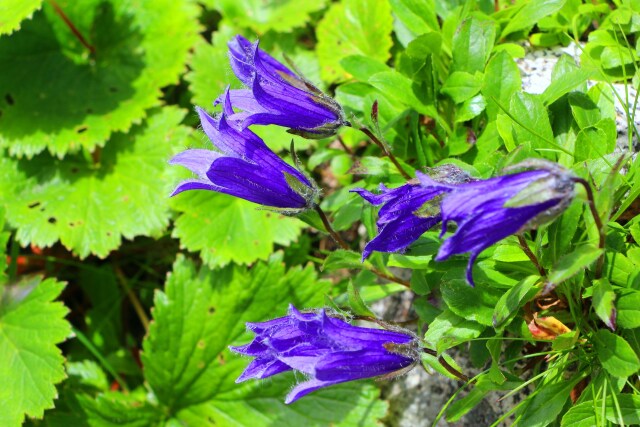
351 165 473 260
230 305 418 404
423 161 575 286
170 89 318 213
221 35 347 139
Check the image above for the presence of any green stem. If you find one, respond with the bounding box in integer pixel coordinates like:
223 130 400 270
572 177 606 278
356 126 412 180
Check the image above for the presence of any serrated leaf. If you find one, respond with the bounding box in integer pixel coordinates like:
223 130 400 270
211 0 326 33
77 391 162 427
0 0 198 157
171 190 304 268
0 107 188 258
0 276 71 426
0 0 42 35
141 254 387 425
593 330 640 378
316 0 393 82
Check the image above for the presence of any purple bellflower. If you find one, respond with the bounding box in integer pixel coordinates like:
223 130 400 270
221 35 347 139
170 89 319 214
421 161 575 286
351 165 473 260
230 304 419 404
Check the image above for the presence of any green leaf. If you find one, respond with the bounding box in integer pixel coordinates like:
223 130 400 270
323 250 363 271
389 0 439 43
481 50 522 120
509 92 555 152
369 70 436 116
593 330 640 378
502 0 567 38
545 245 603 292
424 309 485 352
440 279 501 326
592 278 616 330
340 55 390 82
441 71 482 104
617 289 640 329
519 375 582 427
562 395 640 426
141 254 387 425
347 281 376 317
456 94 487 122
316 0 393 82
493 276 540 329
452 17 496 74
0 0 42 35
0 276 70 426
186 26 243 108
0 0 199 157
77 390 162 427
0 108 188 258
211 0 326 33
541 68 592 106
171 191 304 269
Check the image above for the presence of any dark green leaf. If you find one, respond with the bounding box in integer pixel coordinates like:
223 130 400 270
593 330 640 378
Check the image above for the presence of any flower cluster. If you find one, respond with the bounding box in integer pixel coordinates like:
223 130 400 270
354 162 575 286
171 35 345 211
170 35 578 403
230 305 418 404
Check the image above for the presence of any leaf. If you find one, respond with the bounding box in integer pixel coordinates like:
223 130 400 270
77 391 162 427
0 276 70 426
451 17 496 74
440 279 502 326
211 0 326 33
340 55 390 82
424 309 485 353
171 191 304 269
562 395 640 426
545 245 603 292
617 289 640 329
0 0 42 35
0 107 189 258
323 250 363 271
502 0 567 38
541 68 593 106
141 254 388 425
509 92 555 152
593 330 640 378
518 375 582 427
0 0 199 157
369 70 436 116
441 71 482 104
456 94 486 122
493 276 539 329
186 26 243 108
481 50 522 120
347 281 376 317
592 278 616 330
389 0 439 44
316 0 393 82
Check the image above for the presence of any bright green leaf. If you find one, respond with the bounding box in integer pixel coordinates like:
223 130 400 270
0 277 70 426
617 289 640 329
493 276 539 329
452 17 496 74
0 0 42 35
316 0 393 82
519 375 582 427
546 245 603 291
0 108 188 258
592 278 616 330
502 0 567 38
424 309 485 352
440 279 501 326
441 71 482 104
482 51 522 120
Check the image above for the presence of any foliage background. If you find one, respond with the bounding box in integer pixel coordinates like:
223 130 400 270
0 0 639 426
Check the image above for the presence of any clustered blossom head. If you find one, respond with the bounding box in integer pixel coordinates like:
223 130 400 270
356 161 575 286
170 89 319 213
230 305 419 404
221 35 347 139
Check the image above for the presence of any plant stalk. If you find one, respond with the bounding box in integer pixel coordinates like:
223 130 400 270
572 177 606 278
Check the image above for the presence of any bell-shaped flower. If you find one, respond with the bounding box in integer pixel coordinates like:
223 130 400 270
351 165 473 259
230 304 418 404
170 89 319 214
221 35 347 139
422 162 575 286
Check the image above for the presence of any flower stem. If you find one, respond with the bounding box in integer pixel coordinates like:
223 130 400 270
113 263 150 332
314 205 410 288
572 177 606 278
315 205 350 250
47 0 96 54
422 348 469 383
356 126 412 180
517 235 546 277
